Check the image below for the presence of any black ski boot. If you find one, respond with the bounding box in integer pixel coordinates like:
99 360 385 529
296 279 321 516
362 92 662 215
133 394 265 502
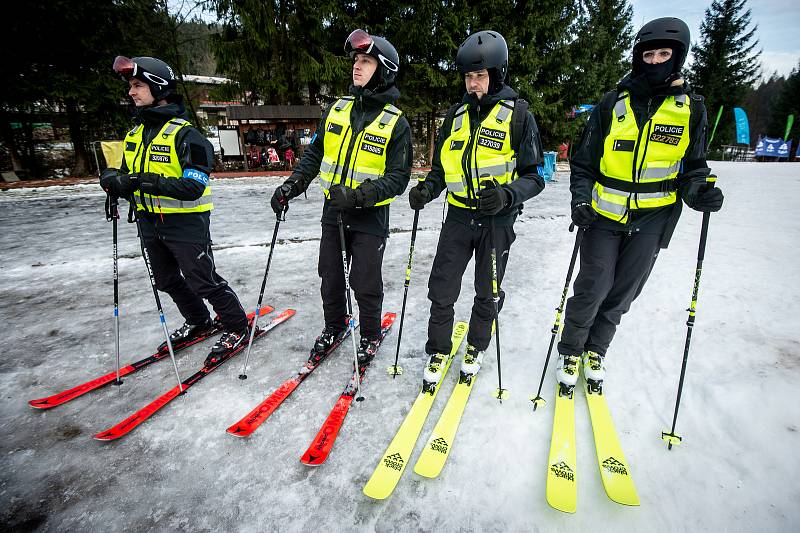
159 319 216 352
310 326 346 363
205 327 249 366
356 337 381 366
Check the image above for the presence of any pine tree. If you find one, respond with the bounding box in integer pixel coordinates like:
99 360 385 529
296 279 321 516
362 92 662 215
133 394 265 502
767 62 799 142
689 0 761 149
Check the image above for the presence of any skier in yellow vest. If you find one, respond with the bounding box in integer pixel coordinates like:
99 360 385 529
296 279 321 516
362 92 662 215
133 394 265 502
556 18 724 390
408 30 545 390
101 56 249 365
270 30 412 364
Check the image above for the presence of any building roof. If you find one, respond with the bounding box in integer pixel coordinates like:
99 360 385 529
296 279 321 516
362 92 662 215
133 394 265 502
226 105 321 121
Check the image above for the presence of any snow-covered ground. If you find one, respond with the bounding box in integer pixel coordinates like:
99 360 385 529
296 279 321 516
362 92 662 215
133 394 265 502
0 162 798 532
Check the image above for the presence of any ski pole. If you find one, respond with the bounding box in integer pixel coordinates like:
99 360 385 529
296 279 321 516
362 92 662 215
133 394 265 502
530 224 584 411
479 179 507 402
239 207 286 380
105 194 123 386
662 176 717 449
337 212 363 401
132 208 184 393
387 208 420 377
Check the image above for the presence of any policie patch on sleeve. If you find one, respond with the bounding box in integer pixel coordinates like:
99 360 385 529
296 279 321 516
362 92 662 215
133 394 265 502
613 139 635 152
125 142 136 152
326 122 343 135
449 140 464 151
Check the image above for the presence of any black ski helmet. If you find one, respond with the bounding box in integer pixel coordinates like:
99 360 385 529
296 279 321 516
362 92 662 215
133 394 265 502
113 56 178 101
632 17 691 73
456 30 508 88
344 30 400 89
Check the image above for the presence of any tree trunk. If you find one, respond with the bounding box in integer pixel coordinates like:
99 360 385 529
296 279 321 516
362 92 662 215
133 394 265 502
0 110 26 173
65 98 91 177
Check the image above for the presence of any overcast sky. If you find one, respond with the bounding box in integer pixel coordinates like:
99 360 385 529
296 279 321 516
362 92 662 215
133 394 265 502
630 0 800 78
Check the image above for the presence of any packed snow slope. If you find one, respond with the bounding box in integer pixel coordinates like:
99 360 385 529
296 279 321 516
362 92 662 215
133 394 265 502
0 162 797 532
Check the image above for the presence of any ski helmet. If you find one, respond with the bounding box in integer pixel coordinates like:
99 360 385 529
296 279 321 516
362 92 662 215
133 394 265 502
344 30 400 89
632 17 691 73
456 30 508 89
113 56 178 101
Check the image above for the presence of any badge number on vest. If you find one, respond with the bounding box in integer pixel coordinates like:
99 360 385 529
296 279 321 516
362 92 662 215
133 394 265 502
149 154 171 163
650 124 684 146
361 142 384 156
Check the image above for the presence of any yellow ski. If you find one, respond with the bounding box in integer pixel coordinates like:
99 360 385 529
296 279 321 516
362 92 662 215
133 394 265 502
413 369 477 478
545 385 577 513
363 322 468 500
584 382 640 506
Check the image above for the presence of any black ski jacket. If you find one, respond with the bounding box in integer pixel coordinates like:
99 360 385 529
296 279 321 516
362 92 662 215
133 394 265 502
570 73 711 247
103 102 215 244
285 84 413 238
420 84 546 227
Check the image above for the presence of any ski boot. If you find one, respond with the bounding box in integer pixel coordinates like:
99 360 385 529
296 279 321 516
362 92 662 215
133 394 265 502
422 353 446 394
309 326 346 364
555 353 580 398
459 344 485 384
205 327 249 366
159 318 216 352
356 336 381 367
582 350 606 394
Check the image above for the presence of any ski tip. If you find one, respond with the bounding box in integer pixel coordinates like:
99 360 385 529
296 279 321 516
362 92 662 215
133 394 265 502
300 454 325 466
257 305 275 316
93 430 119 442
28 399 52 409
226 424 252 438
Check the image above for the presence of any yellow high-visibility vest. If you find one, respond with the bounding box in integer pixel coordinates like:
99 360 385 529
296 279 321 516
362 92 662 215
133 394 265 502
439 100 517 209
594 92 691 223
319 96 403 207
123 118 213 214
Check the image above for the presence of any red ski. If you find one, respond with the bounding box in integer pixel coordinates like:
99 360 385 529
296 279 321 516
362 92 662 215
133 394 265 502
93 309 294 441
226 312 393 438
300 312 396 466
29 307 274 410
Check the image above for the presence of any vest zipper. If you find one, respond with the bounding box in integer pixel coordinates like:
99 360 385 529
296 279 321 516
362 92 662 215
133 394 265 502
461 102 481 203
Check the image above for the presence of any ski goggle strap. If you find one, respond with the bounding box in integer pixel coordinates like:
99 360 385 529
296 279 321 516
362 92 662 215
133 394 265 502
344 29 374 57
113 56 137 79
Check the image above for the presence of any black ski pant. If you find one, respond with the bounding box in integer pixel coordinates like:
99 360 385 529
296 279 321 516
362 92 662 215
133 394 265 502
425 218 516 355
143 236 248 332
557 227 661 357
318 223 386 340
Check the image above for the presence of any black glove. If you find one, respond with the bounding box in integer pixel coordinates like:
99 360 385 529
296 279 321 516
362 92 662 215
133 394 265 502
684 182 724 213
137 172 162 195
477 184 511 215
354 180 378 208
100 171 138 198
571 202 597 227
328 184 358 210
270 181 298 214
408 182 431 210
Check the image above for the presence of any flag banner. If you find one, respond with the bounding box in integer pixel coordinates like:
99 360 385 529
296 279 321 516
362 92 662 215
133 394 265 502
733 107 750 146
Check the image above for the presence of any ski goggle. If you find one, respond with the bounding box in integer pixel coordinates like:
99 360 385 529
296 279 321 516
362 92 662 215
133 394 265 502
344 29 374 56
113 56 137 79
113 56 170 86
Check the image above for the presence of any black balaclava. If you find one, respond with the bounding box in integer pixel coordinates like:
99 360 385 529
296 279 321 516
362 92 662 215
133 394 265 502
632 39 683 89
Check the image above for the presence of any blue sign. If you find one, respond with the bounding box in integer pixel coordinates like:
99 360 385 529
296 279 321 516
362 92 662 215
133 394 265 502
755 137 791 158
733 107 750 145
575 104 594 115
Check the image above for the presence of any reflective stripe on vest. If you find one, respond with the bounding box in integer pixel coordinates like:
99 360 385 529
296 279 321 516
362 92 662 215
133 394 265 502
595 92 691 223
123 119 213 214
440 100 518 210
318 97 402 207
